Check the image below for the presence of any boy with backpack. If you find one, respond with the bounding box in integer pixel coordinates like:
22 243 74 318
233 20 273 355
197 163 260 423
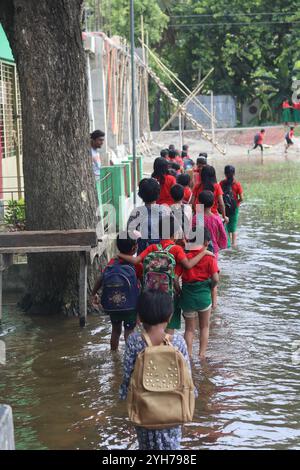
285 127 295 153
248 129 265 155
220 165 243 248
120 290 195 450
119 214 214 332
127 178 170 254
91 232 141 351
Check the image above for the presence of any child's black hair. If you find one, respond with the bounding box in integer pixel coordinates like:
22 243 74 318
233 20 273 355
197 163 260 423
198 190 214 208
181 150 188 158
152 157 169 184
177 173 190 187
201 165 217 192
138 178 160 203
224 165 235 187
197 156 207 166
117 232 137 254
160 148 169 158
170 184 184 202
168 169 177 177
137 290 173 325
169 162 180 171
169 144 175 151
168 149 176 159
182 144 189 151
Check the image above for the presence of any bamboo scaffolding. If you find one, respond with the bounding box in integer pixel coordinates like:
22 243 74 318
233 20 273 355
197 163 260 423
139 39 217 124
158 68 214 136
134 53 226 155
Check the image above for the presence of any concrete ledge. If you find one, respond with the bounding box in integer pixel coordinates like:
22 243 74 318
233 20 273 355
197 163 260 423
0 405 15 450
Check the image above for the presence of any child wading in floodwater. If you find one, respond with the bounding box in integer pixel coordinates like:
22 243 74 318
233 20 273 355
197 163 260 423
220 165 243 248
91 232 142 351
120 290 195 450
180 228 219 359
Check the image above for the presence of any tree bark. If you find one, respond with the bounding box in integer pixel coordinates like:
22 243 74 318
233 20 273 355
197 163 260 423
0 0 101 315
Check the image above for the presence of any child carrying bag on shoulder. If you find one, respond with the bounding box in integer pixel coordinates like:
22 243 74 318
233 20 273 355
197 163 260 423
127 332 195 429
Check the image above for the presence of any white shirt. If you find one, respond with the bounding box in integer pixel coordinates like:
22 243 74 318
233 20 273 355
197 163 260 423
91 147 101 176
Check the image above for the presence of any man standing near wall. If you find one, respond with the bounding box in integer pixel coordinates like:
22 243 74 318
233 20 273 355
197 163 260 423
90 129 105 178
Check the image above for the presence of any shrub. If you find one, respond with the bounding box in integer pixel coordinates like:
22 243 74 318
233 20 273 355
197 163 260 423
4 198 26 230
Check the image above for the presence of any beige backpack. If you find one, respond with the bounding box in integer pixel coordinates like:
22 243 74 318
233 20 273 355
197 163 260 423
127 332 195 429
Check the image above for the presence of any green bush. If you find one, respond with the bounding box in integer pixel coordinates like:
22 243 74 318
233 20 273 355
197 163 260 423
4 198 26 230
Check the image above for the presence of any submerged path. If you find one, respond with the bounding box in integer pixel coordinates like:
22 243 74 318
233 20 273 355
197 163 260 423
0 182 300 450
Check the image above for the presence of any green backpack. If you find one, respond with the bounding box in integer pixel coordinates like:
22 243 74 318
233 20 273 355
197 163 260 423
143 244 176 298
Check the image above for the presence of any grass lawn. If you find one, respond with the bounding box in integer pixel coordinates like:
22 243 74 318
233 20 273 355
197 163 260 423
241 161 300 228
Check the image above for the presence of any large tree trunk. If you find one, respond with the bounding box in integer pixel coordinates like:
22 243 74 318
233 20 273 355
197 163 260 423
0 0 100 315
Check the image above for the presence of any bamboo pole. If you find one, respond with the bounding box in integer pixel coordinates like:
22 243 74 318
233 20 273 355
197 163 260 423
158 68 214 136
179 112 183 150
139 39 217 124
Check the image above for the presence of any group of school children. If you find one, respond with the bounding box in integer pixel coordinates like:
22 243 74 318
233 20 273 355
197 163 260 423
91 144 243 450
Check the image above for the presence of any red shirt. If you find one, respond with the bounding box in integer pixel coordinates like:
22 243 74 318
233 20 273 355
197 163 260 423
139 240 186 276
156 174 177 206
166 156 184 167
282 101 291 109
257 132 265 145
107 257 143 280
182 249 219 283
293 102 300 110
183 186 192 204
192 182 223 214
220 179 243 207
288 129 294 139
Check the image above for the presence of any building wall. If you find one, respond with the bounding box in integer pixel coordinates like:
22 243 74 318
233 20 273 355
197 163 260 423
186 94 237 129
1 154 23 200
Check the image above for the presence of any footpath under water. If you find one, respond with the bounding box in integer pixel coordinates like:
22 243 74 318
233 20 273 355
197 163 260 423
0 161 300 450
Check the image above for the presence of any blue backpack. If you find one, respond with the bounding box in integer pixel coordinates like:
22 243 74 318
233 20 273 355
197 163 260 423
101 260 140 312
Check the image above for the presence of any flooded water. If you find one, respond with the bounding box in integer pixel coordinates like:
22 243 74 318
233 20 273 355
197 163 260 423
0 162 300 450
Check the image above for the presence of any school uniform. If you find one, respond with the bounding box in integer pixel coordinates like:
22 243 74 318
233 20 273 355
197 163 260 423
293 102 300 123
103 258 143 329
192 182 223 214
155 174 177 206
282 101 292 123
183 186 192 204
286 129 295 145
220 179 243 235
180 250 219 317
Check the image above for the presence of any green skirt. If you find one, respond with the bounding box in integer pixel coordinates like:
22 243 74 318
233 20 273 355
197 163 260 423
227 207 240 236
293 108 300 123
282 108 292 123
180 280 212 312
167 295 181 330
